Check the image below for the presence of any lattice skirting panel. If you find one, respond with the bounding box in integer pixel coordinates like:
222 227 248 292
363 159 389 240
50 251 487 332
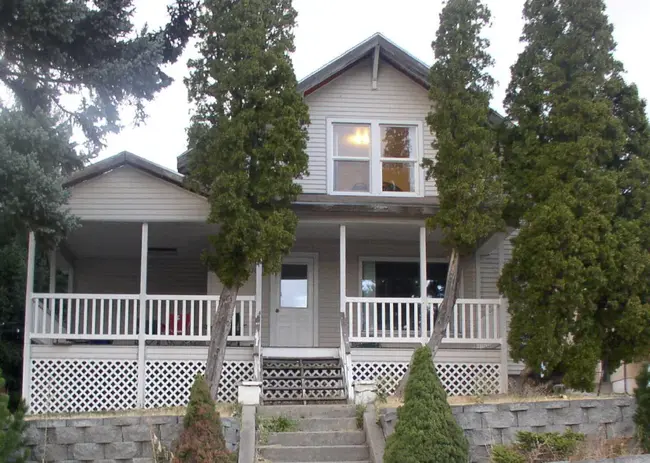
30 359 139 414
145 360 254 407
352 362 501 396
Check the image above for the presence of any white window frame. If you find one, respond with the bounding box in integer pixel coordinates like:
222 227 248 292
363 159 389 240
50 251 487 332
326 118 425 197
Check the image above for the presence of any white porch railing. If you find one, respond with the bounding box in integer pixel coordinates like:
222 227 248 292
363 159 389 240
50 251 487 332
345 297 502 344
29 293 256 342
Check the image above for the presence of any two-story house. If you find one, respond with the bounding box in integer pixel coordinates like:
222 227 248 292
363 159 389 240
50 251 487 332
22 33 517 414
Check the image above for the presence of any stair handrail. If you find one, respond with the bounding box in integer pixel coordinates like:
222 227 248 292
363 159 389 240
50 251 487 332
339 312 354 401
253 310 262 382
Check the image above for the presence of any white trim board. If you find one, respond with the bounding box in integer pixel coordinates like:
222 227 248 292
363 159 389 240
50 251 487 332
262 347 340 359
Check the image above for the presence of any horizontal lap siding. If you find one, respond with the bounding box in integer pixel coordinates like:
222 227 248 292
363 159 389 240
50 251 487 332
75 257 206 295
66 166 209 221
302 58 437 196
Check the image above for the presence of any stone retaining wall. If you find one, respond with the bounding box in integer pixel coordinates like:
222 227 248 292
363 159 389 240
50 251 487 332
380 397 637 463
24 415 239 463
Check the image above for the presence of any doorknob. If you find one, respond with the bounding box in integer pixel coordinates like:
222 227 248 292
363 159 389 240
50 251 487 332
275 308 280 313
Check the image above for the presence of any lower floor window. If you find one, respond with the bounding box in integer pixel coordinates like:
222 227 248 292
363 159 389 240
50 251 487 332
360 260 450 332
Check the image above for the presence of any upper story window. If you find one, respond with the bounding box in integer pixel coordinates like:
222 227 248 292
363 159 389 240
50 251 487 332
328 119 423 196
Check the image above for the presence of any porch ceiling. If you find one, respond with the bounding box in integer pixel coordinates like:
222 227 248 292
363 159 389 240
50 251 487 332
295 220 444 242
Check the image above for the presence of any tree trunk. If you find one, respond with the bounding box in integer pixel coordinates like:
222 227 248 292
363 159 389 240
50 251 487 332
205 285 240 400
394 247 461 397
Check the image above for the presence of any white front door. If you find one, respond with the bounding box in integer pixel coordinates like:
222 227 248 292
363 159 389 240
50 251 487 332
270 256 316 347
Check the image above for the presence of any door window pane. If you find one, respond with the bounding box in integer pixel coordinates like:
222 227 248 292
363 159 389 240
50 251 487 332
280 264 308 308
382 162 415 192
334 160 370 192
333 124 371 158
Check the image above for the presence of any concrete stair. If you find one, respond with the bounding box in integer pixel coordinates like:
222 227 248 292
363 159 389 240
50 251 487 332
257 405 370 463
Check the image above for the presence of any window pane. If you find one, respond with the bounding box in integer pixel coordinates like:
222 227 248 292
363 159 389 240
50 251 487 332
381 126 414 159
333 124 371 158
382 162 415 192
362 262 376 297
334 160 370 192
426 263 448 298
280 264 308 308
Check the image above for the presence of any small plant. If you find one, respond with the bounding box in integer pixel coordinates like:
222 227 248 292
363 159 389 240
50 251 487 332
0 368 28 463
635 362 650 452
257 415 298 444
515 430 583 458
490 429 585 463
374 376 390 404
384 347 469 463
490 444 525 463
151 430 174 463
173 374 233 463
355 404 366 430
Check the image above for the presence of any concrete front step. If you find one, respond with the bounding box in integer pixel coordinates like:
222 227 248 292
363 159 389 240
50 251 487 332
294 417 357 432
258 405 355 419
266 430 366 446
258 445 369 462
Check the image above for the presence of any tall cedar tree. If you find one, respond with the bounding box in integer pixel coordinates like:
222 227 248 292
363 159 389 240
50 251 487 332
499 0 650 390
0 0 196 399
396 0 503 394
384 347 469 463
173 375 230 463
185 0 309 398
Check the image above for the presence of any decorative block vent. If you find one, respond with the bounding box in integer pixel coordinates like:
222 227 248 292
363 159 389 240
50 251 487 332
144 360 254 407
30 359 139 414
352 361 501 396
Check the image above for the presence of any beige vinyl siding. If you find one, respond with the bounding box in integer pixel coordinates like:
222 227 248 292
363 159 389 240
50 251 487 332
75 256 207 295
478 248 500 298
66 166 209 222
302 57 437 196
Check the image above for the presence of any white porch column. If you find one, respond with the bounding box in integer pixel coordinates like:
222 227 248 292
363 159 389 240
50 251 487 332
253 264 263 381
48 250 57 293
498 235 509 393
339 225 346 313
419 226 427 343
137 223 148 406
22 232 36 402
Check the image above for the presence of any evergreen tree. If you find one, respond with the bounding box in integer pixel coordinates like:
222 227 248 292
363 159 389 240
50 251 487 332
0 0 196 399
384 347 468 463
396 0 503 395
499 0 650 390
185 0 309 398
0 368 28 463
635 363 650 452
174 375 230 463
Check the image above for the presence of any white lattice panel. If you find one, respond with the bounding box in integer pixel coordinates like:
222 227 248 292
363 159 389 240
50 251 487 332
352 362 500 396
145 360 254 407
30 359 139 414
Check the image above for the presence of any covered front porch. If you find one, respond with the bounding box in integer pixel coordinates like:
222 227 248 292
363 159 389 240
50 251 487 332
23 218 509 414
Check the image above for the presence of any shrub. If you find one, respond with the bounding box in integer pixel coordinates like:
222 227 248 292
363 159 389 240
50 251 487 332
173 375 232 463
384 346 469 463
490 429 584 462
635 362 650 452
0 368 28 463
490 444 525 463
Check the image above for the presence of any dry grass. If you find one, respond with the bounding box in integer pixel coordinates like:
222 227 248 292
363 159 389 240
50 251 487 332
569 436 642 461
24 402 237 421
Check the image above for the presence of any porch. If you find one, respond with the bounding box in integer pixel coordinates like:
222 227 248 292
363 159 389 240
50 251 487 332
23 219 509 414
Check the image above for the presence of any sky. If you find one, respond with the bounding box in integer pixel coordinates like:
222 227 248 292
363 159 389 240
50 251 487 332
99 0 650 171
